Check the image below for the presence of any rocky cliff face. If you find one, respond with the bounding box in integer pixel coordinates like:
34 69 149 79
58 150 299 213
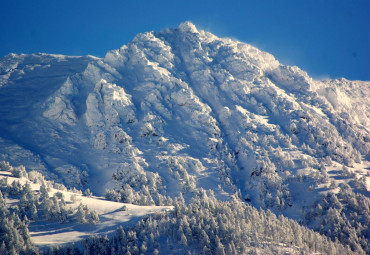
0 22 368 212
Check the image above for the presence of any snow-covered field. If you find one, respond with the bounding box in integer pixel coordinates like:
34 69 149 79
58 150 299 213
0 170 172 248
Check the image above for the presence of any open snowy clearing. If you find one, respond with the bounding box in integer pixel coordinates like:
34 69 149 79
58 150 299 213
29 198 172 247
0 171 173 247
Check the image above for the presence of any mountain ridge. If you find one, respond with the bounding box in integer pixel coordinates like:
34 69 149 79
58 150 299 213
0 20 368 208
0 21 369 253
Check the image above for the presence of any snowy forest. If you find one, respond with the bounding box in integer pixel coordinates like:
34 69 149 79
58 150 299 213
0 22 369 254
1 148 369 254
0 162 363 254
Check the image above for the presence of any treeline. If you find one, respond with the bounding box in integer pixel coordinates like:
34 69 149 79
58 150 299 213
0 172 99 226
0 163 100 255
303 183 370 254
0 190 38 255
0 161 364 254
49 190 355 255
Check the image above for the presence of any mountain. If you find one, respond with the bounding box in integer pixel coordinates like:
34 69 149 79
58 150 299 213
0 21 369 253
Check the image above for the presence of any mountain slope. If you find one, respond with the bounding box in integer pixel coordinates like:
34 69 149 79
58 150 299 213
0 22 369 251
1 164 353 255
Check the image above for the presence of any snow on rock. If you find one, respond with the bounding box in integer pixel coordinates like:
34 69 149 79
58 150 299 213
54 164 88 186
85 79 136 128
0 137 51 178
111 126 132 144
0 22 369 228
43 78 78 125
315 78 370 127
84 78 137 152
85 92 104 127
178 21 199 33
0 54 21 87
267 64 312 91
93 132 107 150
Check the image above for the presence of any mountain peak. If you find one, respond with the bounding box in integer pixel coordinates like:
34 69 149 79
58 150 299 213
178 21 198 33
0 22 369 253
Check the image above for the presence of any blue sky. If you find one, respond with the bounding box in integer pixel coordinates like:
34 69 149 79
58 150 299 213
1 0 369 80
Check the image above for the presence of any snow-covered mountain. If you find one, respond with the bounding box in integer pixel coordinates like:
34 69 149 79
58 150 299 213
0 21 369 252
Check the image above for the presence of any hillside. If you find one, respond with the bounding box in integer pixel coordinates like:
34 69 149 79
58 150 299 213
0 21 369 253
0 163 353 254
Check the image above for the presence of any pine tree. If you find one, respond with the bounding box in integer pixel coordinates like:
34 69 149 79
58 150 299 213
214 235 226 255
84 188 92 197
116 226 127 246
201 245 211 255
226 240 237 254
40 181 49 199
0 241 7 254
30 202 38 220
76 203 87 223
140 242 147 254
180 233 188 246
67 243 79 255
88 210 100 224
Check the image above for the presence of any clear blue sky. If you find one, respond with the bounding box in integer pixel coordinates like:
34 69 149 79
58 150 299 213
1 0 369 81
